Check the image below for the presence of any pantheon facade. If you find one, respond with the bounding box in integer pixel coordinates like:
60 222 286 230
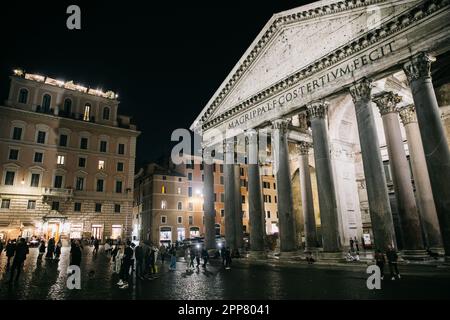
191 0 450 260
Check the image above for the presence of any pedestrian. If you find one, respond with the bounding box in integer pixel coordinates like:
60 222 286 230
70 240 82 267
46 237 55 259
195 248 201 268
113 245 123 274
375 249 386 280
54 239 62 260
224 247 232 270
93 238 99 255
185 246 194 272
220 246 226 266
0 239 4 255
135 241 144 280
159 244 166 264
350 238 354 252
9 238 29 282
305 251 315 264
386 245 401 280
111 244 119 262
149 245 157 275
38 240 46 260
201 248 209 268
355 237 360 252
5 240 16 270
117 241 133 289
104 241 111 255
169 245 177 271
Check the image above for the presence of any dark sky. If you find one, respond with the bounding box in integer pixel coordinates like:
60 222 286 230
0 0 312 167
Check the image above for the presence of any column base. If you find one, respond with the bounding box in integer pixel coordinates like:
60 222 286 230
401 249 430 261
317 251 344 262
248 251 267 259
428 247 445 256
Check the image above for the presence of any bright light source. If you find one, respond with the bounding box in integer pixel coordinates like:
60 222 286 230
217 242 222 247
196 244 200 249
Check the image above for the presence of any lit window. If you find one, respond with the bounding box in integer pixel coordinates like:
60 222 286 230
161 200 167 210
83 104 91 121
57 155 65 165
161 185 166 194
177 187 181 194
98 160 105 170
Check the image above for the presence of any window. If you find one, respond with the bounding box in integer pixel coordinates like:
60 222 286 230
114 204 121 213
80 137 88 149
98 160 105 170
177 187 181 195
57 155 65 165
54 175 63 188
118 143 125 155
240 167 244 176
189 216 193 225
96 179 104 192
9 149 19 160
78 157 86 168
202 174 204 182
273 183 276 190
220 193 225 202
103 107 110 120
220 176 224 184
221 209 224 217
188 202 193 211
42 94 51 110
178 178 182 182
117 162 124 172
177 216 183 224
161 200 167 210
59 134 68 147
188 172 192 181
177 202 182 210
74 202 81 212
95 203 102 212
51 201 60 211
188 187 192 197
161 185 166 194
12 127 22 140
161 216 167 224
242 195 246 203
267 211 271 219
5 171 15 185
76 177 84 191
100 141 107 152
37 131 46 144
18 88 28 103
220 164 224 173
30 173 40 187
27 200 36 209
275 196 277 203
200 164 204 170
63 98 72 114
115 181 123 193
34 152 43 163
1 199 11 209
83 104 91 121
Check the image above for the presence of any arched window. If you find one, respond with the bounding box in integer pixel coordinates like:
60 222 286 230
63 98 72 115
18 89 28 104
103 107 110 120
42 94 51 111
177 202 182 210
83 103 91 121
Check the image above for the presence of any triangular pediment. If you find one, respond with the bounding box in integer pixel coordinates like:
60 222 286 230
192 0 422 129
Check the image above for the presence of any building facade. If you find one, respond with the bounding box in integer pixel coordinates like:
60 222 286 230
0 70 139 244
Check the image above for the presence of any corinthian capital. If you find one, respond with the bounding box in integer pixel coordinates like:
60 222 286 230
373 91 403 116
398 105 417 125
271 118 290 132
306 101 328 120
349 78 372 103
298 141 312 155
403 52 436 82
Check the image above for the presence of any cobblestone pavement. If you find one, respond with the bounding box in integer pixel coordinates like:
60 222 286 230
1 246 450 300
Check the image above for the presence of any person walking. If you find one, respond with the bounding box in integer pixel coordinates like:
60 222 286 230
169 245 177 271
5 240 16 270
355 237 360 253
54 239 62 260
185 246 193 272
201 248 209 268
113 245 123 274
45 237 55 260
375 249 386 280
38 240 46 261
70 240 82 267
159 244 166 264
117 241 133 289
93 238 100 255
220 246 226 266
386 245 401 280
195 248 201 268
224 247 232 270
149 245 157 275
0 239 4 256
9 238 29 282
134 241 144 280
350 238 354 252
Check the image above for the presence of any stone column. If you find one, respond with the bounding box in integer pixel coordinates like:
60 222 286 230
403 52 450 259
272 119 297 253
399 105 443 253
297 141 318 251
203 161 216 250
306 102 341 253
224 138 237 251
349 78 397 251
234 164 243 250
246 129 266 255
373 92 426 259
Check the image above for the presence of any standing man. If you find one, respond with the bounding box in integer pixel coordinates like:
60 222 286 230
9 238 29 282
386 245 401 280
159 244 166 264
134 241 144 280
375 249 386 280
350 238 355 252
354 237 360 253
5 240 16 270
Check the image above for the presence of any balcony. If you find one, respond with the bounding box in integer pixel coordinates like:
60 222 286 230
42 187 73 201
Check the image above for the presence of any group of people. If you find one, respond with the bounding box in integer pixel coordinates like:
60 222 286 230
184 245 210 272
375 245 401 280
37 238 62 261
0 238 30 282
220 246 232 270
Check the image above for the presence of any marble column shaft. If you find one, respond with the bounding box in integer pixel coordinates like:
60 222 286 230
374 92 424 252
298 141 318 250
234 164 244 249
224 139 237 251
203 162 216 250
349 78 396 251
246 129 265 252
403 52 450 257
307 102 341 252
399 105 443 251
272 119 297 252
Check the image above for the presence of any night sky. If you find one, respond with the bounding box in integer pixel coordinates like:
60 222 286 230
0 0 312 167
